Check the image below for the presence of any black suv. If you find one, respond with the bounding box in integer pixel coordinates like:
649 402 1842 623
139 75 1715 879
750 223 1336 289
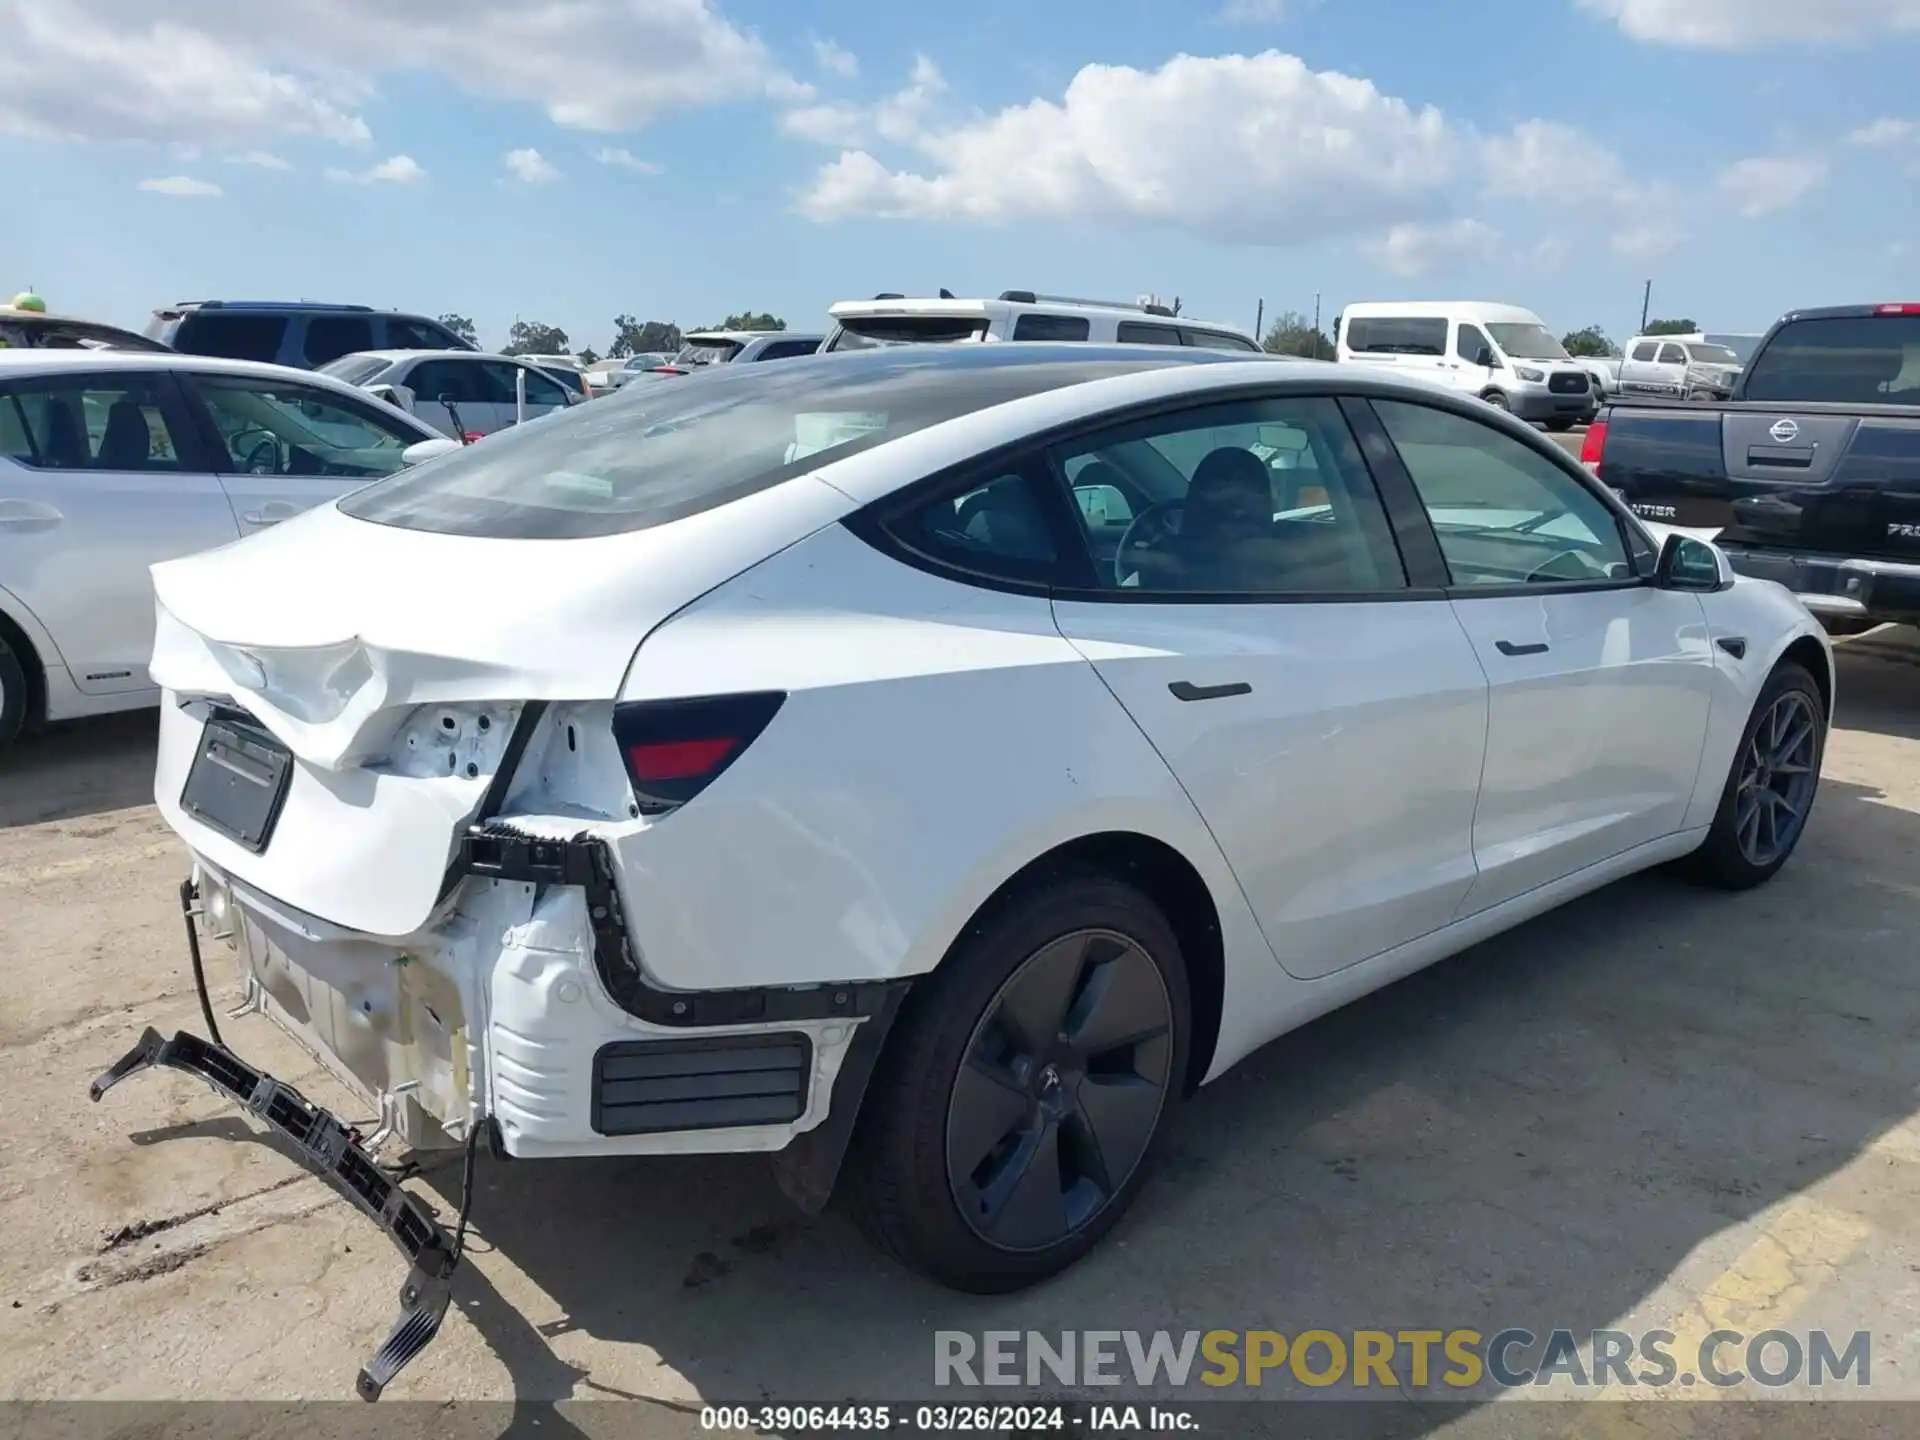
147 301 475 370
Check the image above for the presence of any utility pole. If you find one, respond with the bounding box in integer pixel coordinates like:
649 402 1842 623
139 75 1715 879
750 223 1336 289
1254 298 1264 345
1313 292 1322 335
1639 280 1651 334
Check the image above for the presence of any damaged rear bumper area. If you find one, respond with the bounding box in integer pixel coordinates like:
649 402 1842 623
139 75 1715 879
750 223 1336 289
89 1026 466 1401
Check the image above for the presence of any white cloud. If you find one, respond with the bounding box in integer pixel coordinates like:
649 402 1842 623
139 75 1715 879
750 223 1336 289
596 145 663 174
136 173 222 196
1578 0 1920 46
1218 0 1290 19
796 51 1461 247
504 146 560 183
1364 218 1501 278
0 0 800 148
811 36 858 78
1718 154 1828 217
324 153 425 184
1847 117 1917 146
229 149 291 169
782 54 945 149
1479 118 1686 257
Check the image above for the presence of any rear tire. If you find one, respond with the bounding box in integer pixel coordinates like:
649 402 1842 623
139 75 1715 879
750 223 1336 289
0 633 27 747
1680 662 1825 890
849 872 1190 1293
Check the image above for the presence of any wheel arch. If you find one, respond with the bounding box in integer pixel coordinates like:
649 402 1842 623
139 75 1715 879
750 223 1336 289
0 594 47 730
930 829 1227 1097
1780 633 1833 722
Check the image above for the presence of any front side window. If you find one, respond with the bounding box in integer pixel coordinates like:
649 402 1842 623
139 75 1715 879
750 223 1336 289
173 312 288 364
490 363 569 407
1657 344 1687 366
1011 313 1091 342
1372 399 1631 588
1050 396 1406 595
339 349 1227 539
1456 324 1494 364
303 316 375 367
190 375 419 479
0 376 186 472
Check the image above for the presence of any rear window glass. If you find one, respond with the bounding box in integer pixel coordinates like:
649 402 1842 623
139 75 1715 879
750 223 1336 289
672 338 744 366
1344 317 1448 356
1742 316 1920 404
339 349 1223 539
174 313 288 363
827 316 989 350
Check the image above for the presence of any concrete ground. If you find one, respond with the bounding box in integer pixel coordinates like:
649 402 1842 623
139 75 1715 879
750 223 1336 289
1 629 1916 1436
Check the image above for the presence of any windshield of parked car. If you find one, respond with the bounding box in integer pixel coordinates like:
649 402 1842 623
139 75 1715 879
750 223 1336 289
1684 344 1742 366
338 348 1231 539
1742 316 1920 404
1485 323 1572 360
318 355 392 386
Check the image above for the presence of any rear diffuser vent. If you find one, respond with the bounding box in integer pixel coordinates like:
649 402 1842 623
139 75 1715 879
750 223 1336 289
591 1033 811 1136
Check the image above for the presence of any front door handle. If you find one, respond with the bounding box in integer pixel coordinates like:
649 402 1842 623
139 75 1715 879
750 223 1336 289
1494 640 1549 657
1168 680 1252 702
0 497 63 532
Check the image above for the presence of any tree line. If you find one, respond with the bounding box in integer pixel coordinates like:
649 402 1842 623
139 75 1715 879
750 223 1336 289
433 311 787 363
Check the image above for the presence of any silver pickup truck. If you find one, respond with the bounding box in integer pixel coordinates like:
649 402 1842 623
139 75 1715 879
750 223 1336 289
1617 335 1745 400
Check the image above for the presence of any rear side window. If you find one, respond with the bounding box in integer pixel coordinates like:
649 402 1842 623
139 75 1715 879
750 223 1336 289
1743 316 1920 404
1115 321 1184 346
1630 341 1658 361
1344 317 1447 356
0 376 187 471
339 350 1220 539
407 359 491 404
827 316 989 350
173 313 288 364
303 315 375 367
387 316 463 350
885 465 1062 584
1011 313 1091 342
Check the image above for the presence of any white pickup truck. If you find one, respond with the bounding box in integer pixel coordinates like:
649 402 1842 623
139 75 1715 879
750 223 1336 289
1617 334 1745 400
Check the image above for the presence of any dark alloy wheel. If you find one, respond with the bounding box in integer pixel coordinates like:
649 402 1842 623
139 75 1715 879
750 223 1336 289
849 872 1189 1292
1682 661 1825 889
1731 689 1820 867
945 927 1173 1253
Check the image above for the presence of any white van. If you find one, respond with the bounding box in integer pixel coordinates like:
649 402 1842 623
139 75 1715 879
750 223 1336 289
1336 301 1596 430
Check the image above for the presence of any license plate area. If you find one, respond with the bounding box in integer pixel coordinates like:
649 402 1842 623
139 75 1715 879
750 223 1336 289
180 709 294 853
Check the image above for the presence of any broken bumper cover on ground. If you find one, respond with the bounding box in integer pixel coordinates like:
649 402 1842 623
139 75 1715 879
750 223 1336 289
89 1027 460 1401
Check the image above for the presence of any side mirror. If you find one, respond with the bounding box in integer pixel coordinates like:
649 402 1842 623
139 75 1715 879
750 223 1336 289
400 437 462 467
1476 347 1500 368
1654 532 1734 592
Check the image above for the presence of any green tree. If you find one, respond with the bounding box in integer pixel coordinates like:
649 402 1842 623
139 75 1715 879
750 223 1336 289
610 315 682 356
502 320 569 356
711 311 785 332
1262 309 1335 360
1561 325 1617 357
437 313 479 347
1643 317 1697 336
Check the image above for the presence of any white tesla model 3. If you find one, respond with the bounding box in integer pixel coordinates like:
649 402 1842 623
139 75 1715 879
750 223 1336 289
95 342 1830 1391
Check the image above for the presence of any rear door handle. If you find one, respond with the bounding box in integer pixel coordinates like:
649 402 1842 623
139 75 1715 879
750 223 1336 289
1494 640 1549 657
242 502 302 526
1168 680 1252 702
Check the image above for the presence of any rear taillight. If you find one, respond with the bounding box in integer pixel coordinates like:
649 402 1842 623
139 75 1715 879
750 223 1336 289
612 692 785 815
1579 419 1608 468
1874 303 1920 315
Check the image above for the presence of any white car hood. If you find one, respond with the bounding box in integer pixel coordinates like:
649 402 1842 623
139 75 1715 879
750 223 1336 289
149 478 854 768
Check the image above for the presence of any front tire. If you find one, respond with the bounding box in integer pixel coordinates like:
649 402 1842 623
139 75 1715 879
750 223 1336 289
1481 390 1511 411
1681 662 1825 889
0 633 27 747
850 872 1190 1292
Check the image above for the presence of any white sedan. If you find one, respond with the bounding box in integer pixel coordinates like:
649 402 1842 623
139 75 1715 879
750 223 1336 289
93 343 1830 1395
318 349 577 438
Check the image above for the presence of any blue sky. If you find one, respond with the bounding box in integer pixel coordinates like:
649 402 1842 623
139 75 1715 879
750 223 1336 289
8 0 1919 353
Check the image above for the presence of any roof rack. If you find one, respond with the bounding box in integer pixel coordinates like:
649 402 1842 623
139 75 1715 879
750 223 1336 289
997 290 1175 316
172 300 376 312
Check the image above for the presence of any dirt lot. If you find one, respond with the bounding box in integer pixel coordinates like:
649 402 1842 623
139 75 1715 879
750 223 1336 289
2 630 1918 1434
